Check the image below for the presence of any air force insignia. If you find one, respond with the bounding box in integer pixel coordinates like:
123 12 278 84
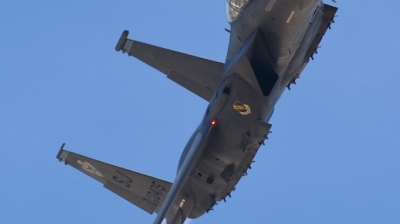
233 101 251 115
77 160 104 177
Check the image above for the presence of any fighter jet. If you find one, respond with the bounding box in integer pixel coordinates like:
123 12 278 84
56 0 338 223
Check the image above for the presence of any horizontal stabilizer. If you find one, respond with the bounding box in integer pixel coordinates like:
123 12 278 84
56 144 172 214
116 30 224 101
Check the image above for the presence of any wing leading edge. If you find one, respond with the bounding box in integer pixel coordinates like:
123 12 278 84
115 30 224 101
56 144 172 214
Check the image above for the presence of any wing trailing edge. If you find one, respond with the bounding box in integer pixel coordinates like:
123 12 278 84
116 30 224 101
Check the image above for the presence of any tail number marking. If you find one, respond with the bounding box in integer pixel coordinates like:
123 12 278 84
112 170 133 188
146 181 167 204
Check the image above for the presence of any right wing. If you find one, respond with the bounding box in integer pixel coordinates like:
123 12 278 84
115 30 224 101
56 144 172 214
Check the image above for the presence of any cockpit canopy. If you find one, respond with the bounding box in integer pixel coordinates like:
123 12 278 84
225 0 251 22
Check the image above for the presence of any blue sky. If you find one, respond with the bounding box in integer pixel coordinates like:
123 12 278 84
1 1 400 223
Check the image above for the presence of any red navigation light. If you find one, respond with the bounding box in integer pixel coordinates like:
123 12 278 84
211 119 217 126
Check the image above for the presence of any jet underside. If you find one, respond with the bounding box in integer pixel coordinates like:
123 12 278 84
57 1 337 223
180 0 337 219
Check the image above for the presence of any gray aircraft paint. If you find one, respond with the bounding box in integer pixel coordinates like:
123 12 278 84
154 132 202 224
57 1 338 224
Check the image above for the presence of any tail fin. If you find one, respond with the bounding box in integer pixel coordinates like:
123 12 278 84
115 30 224 101
56 144 172 214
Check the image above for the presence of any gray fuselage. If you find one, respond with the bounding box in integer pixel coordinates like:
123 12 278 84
176 0 327 218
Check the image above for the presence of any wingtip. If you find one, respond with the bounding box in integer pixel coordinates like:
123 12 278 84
115 30 129 52
56 143 65 160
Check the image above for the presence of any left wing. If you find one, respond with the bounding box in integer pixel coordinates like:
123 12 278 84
56 144 172 214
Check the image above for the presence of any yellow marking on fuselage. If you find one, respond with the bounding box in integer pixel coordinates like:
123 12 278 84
233 101 251 115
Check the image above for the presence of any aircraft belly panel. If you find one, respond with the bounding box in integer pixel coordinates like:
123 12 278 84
282 4 338 89
257 8 318 75
188 75 272 218
227 0 322 76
